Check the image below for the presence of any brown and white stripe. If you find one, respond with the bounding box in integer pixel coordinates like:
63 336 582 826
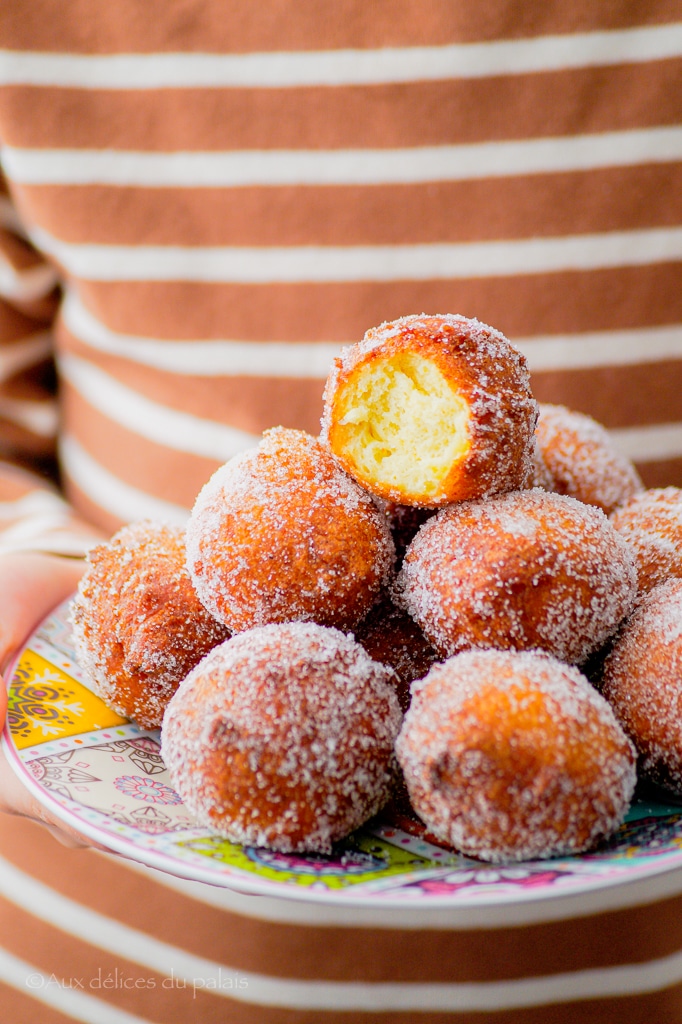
1 816 682 1024
0 5 680 527
0 176 58 476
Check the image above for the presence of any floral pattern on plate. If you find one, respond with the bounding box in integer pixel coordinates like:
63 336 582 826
24 736 194 834
8 648 126 747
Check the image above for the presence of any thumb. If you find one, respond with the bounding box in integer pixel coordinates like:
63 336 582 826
0 553 85 672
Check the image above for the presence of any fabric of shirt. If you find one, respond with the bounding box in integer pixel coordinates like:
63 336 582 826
0 1 681 532
0 2 681 1022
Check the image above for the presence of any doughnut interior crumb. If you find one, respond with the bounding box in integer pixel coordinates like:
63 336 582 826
334 352 471 499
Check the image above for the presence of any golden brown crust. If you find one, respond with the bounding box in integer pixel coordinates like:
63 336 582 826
396 649 636 862
161 622 402 853
601 578 682 795
610 486 682 594
523 437 554 491
394 489 637 665
185 427 395 633
321 313 538 507
535 403 643 515
70 521 230 729
372 498 435 564
353 593 440 711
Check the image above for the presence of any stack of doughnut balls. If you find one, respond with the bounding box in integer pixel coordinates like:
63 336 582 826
70 313 682 863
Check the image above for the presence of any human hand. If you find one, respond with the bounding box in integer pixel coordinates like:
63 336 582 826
0 551 93 846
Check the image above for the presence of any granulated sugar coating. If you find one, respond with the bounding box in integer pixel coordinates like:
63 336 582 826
523 438 554 491
353 593 441 712
70 521 230 729
535 403 643 516
610 487 682 594
601 578 682 795
161 621 403 853
321 313 538 508
394 489 637 664
396 649 637 863
185 427 395 633
373 497 435 564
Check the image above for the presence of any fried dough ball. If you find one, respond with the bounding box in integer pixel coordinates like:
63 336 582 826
610 487 682 593
396 649 637 862
185 427 395 633
395 489 637 665
354 594 440 711
535 403 642 515
374 499 435 563
70 521 230 729
161 622 402 852
601 578 682 795
321 313 538 508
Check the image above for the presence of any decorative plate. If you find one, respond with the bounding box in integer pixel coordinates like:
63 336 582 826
4 598 682 909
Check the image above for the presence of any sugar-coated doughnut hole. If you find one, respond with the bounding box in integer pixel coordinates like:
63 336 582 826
535 403 643 515
396 648 637 862
321 313 537 507
185 427 395 633
161 622 403 853
610 487 682 594
601 578 682 795
395 489 637 665
373 498 435 564
70 521 230 729
354 593 440 711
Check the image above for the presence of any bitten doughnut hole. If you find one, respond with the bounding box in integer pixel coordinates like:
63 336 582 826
322 313 538 508
333 351 471 503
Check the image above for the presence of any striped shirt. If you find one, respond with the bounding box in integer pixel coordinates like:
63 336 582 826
0 2 681 1021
